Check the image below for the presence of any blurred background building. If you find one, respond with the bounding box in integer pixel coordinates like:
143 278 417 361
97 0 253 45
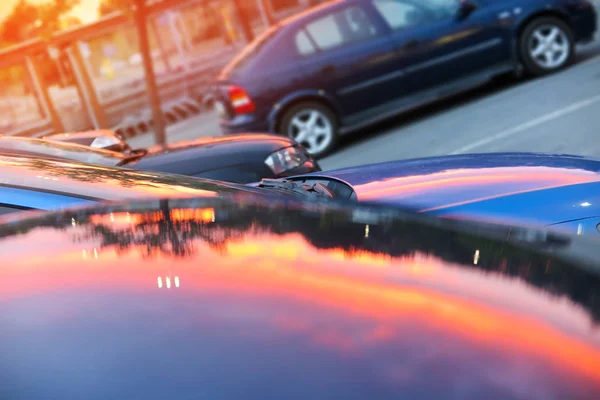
0 0 330 139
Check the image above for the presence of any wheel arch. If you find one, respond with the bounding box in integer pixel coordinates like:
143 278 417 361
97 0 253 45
267 90 342 133
515 10 573 43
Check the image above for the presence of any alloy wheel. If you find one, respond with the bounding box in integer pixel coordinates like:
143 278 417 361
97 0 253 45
288 109 333 155
528 25 570 70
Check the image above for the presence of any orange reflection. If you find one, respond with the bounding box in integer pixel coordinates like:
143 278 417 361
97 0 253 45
194 237 600 383
3 231 600 387
89 209 215 227
90 212 142 226
0 156 219 202
434 28 479 45
145 134 288 154
356 167 597 201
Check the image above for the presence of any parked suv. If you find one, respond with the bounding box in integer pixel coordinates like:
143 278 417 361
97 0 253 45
215 0 597 157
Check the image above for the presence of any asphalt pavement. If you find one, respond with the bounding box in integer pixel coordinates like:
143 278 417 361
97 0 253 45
320 40 600 170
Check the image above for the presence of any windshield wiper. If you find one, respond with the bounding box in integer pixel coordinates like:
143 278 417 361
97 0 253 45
257 179 334 199
117 149 148 167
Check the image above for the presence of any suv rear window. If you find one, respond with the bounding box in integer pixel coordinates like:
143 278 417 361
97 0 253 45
371 0 459 29
222 26 280 75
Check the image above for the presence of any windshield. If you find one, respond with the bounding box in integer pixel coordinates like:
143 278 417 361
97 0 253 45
0 137 126 166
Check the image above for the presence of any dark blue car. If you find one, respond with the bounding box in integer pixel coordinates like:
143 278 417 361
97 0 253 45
216 0 597 157
3 195 600 399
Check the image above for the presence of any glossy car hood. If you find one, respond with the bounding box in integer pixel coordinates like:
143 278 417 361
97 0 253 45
133 134 293 175
1 197 600 400
317 153 600 227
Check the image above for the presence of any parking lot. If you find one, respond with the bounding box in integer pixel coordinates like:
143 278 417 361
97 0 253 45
320 40 600 170
130 38 600 172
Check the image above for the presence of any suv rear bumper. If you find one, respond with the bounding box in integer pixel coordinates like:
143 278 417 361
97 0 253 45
220 114 270 135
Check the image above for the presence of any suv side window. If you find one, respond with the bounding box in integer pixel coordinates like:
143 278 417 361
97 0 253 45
371 0 431 30
295 29 317 56
295 6 378 55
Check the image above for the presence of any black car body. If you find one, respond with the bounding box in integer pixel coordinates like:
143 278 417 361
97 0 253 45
0 155 281 213
0 155 339 213
132 134 318 183
215 0 597 157
1 196 600 399
1 134 320 184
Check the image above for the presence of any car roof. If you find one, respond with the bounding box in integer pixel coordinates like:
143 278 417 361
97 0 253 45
44 130 120 140
1 197 600 399
0 136 125 166
0 155 265 207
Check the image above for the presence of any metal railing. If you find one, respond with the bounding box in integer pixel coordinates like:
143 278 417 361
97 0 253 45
0 0 318 139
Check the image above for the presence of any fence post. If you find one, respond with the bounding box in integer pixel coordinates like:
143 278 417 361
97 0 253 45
25 55 65 134
257 0 275 27
232 0 255 43
151 16 172 73
134 0 167 145
66 43 108 129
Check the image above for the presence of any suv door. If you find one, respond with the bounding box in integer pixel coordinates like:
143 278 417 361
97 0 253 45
368 0 513 95
292 4 402 117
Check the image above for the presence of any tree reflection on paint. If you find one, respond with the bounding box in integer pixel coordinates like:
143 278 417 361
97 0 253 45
21 197 594 323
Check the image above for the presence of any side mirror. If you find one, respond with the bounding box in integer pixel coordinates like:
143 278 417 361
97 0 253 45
90 135 132 153
457 0 477 19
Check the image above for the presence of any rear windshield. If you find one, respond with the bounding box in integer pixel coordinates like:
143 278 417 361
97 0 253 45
221 26 281 75
0 137 125 166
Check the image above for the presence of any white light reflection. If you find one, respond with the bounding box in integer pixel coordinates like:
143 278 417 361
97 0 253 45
474 250 480 265
158 276 181 289
71 218 77 227
581 202 592 207
93 248 98 259
365 225 370 238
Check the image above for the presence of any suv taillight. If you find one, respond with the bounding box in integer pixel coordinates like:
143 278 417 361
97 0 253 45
227 85 256 115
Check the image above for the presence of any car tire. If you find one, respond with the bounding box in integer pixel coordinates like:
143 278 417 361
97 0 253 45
279 102 338 159
519 17 574 76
